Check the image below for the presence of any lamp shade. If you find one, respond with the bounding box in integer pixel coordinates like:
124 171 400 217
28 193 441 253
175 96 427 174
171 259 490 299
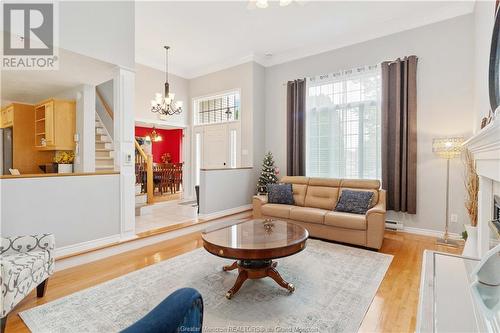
432 137 464 159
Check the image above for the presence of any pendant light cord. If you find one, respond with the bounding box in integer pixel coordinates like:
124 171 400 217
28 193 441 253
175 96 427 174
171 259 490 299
165 45 169 85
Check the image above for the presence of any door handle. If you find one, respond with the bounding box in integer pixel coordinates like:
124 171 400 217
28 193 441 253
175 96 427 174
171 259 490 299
223 162 226 166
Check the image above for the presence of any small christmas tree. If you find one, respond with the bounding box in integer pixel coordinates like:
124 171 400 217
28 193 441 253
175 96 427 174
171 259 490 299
257 151 279 194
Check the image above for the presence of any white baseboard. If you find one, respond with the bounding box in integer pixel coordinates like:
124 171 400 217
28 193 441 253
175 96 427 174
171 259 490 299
198 204 252 220
402 226 461 240
55 234 123 258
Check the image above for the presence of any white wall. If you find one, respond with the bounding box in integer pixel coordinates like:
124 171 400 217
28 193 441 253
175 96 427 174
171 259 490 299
199 168 254 215
135 64 190 128
59 1 134 69
474 1 496 130
264 15 475 234
1 175 120 248
189 62 266 173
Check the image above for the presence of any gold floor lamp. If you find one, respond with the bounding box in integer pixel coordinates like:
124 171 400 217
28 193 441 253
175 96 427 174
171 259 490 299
432 137 465 247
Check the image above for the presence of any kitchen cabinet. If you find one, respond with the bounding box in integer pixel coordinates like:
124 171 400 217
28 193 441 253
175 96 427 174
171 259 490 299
1 105 14 128
34 99 76 151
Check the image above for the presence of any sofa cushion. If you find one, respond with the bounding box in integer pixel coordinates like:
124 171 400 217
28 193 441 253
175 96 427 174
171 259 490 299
267 183 294 205
339 188 379 208
281 177 309 206
340 179 380 208
261 204 294 219
290 207 327 224
324 211 367 230
335 190 374 214
304 186 339 210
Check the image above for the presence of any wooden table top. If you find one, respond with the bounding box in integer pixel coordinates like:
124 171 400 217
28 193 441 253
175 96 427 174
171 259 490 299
202 219 309 260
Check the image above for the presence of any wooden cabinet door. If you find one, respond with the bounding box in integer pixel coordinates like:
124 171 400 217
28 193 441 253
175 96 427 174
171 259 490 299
44 102 54 145
1 107 13 127
6 107 13 126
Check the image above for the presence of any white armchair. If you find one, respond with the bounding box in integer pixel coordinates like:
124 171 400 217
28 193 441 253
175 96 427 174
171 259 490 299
0 234 55 332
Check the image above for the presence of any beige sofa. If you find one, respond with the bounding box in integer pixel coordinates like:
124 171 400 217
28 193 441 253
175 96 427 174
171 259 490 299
253 176 386 250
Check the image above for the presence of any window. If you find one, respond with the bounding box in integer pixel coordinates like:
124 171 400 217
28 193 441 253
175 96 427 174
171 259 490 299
194 132 201 186
193 91 240 125
306 65 381 179
229 129 237 168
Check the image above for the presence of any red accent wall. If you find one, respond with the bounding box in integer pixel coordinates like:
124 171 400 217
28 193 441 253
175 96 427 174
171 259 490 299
135 127 183 163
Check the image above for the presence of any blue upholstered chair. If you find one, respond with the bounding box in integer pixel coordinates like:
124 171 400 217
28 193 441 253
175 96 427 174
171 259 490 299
122 288 203 333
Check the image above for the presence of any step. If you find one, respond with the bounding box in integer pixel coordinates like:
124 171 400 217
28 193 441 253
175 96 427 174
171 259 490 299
96 142 113 150
96 156 113 160
135 203 153 216
135 193 147 205
96 135 112 143
96 150 113 158
95 165 114 170
96 127 106 135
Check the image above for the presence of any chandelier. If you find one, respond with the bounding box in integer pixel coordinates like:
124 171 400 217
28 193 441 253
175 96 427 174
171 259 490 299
151 46 183 116
254 0 293 9
146 126 162 142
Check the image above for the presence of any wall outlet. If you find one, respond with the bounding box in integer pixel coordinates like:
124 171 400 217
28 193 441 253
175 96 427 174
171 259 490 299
450 214 458 223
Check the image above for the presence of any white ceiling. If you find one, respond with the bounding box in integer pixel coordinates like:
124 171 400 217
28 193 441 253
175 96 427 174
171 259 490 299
135 1 475 79
1 49 115 105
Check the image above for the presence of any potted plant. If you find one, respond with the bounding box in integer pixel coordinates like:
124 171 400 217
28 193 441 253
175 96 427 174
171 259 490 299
54 151 75 174
463 149 479 257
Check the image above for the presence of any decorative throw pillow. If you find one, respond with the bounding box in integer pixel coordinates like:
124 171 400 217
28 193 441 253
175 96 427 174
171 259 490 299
334 190 374 215
267 183 294 205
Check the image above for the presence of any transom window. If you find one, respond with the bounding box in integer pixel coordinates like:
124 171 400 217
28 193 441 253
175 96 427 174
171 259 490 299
193 91 240 125
306 65 381 180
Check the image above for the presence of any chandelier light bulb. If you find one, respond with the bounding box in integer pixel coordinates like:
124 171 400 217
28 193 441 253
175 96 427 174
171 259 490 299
256 0 268 9
280 0 292 6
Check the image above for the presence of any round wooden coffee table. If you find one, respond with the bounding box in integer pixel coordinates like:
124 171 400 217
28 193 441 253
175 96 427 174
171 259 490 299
202 219 309 299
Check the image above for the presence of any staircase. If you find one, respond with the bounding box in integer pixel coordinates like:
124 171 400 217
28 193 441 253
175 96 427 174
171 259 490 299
95 113 114 171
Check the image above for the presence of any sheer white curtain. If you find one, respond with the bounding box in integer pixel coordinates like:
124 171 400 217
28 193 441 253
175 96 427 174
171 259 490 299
305 65 381 179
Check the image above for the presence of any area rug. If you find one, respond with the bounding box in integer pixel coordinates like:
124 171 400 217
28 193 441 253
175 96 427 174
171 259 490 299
20 239 392 333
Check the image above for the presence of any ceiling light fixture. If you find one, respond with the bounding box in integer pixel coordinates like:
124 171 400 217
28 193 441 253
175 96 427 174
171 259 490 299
146 126 162 142
151 46 183 116
279 0 292 6
255 0 268 8
253 0 294 9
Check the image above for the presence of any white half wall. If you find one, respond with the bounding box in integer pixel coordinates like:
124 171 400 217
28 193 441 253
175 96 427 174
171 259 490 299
199 168 255 215
1 175 120 247
264 14 475 234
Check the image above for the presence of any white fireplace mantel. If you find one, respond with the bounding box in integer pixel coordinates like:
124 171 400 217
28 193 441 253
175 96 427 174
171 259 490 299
464 116 500 257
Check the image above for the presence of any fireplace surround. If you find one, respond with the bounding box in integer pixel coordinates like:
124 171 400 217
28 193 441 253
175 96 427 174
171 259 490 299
464 116 500 257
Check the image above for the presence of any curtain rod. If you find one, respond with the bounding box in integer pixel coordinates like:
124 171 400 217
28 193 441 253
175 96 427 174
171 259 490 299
282 55 418 86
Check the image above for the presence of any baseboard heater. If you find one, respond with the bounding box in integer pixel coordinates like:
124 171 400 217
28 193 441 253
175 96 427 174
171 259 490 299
385 220 404 231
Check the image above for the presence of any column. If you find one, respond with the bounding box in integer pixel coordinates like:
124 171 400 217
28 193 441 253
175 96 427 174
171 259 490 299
113 66 135 238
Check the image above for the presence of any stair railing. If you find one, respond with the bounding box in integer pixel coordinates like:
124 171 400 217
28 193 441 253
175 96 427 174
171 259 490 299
135 139 154 204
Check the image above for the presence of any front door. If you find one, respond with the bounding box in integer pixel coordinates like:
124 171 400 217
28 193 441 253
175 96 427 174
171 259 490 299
202 124 227 169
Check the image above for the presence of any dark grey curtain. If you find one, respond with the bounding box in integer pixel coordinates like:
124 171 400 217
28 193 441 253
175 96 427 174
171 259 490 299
381 56 418 214
286 79 306 176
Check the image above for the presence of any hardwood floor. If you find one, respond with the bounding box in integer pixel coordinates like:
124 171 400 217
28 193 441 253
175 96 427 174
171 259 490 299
5 231 461 333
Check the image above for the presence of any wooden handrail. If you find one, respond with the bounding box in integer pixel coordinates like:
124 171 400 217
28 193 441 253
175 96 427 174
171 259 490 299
96 88 114 120
135 139 154 204
135 139 147 160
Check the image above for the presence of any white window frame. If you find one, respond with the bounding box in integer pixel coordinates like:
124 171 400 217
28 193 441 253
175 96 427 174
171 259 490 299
305 66 381 180
192 89 241 126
